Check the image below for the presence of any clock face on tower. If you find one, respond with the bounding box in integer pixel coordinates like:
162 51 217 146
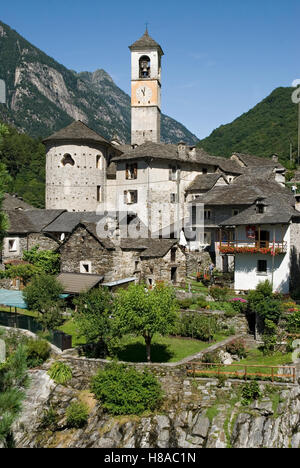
136 85 152 104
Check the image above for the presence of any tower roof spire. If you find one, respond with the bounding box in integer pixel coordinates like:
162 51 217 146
129 29 164 55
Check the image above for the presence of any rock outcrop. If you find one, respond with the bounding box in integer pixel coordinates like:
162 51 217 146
12 366 300 449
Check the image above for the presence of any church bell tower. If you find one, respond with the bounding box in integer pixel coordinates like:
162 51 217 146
129 29 164 146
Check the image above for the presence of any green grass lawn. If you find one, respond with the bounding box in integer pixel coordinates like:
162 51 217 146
59 318 229 363
116 333 228 363
58 319 86 347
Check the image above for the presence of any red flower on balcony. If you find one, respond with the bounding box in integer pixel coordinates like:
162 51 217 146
219 246 284 255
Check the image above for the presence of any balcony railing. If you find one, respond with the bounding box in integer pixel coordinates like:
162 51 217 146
218 240 287 255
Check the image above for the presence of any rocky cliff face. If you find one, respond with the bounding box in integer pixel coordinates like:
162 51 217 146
12 365 300 449
0 20 198 144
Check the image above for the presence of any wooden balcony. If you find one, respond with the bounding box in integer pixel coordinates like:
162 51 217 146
218 240 287 255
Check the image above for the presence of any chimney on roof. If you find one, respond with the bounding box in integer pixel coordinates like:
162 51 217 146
177 141 186 158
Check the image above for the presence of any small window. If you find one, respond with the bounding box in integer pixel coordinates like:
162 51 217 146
135 260 139 271
204 210 211 220
169 166 177 181
170 193 177 204
126 164 138 180
257 260 267 274
80 261 91 274
124 190 138 204
232 209 239 216
257 204 265 214
202 168 208 175
61 154 75 166
171 248 176 263
8 239 17 252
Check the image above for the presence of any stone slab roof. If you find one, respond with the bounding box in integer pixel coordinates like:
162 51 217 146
3 194 37 211
44 211 137 234
6 210 65 234
190 175 292 206
220 194 300 226
232 152 284 170
120 238 178 258
43 120 112 146
57 273 103 294
186 173 228 192
129 29 164 55
112 142 243 173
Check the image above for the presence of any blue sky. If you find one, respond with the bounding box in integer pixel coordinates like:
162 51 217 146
1 0 299 139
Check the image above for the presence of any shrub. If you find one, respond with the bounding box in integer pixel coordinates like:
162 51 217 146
25 339 50 368
66 401 89 428
230 297 248 314
40 406 58 430
91 363 163 415
214 301 237 317
226 339 247 359
209 287 230 302
242 381 261 404
177 298 194 309
178 314 219 341
248 281 282 325
48 361 72 385
286 310 300 333
196 296 209 309
201 350 221 364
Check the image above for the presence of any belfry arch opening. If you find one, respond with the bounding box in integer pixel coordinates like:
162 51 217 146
139 55 151 78
61 154 75 167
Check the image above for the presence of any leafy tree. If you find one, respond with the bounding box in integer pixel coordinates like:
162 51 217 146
91 363 163 415
72 288 115 357
113 283 179 362
23 275 64 331
248 281 282 324
23 246 60 275
4 263 39 286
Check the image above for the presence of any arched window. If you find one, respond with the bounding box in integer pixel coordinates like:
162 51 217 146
61 154 75 166
139 55 151 78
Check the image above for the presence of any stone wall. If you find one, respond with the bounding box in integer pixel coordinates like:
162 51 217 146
59 225 114 280
186 251 212 276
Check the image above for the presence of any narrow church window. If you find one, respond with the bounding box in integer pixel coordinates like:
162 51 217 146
61 154 75 166
97 186 103 203
139 55 151 78
96 155 105 170
169 166 177 181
